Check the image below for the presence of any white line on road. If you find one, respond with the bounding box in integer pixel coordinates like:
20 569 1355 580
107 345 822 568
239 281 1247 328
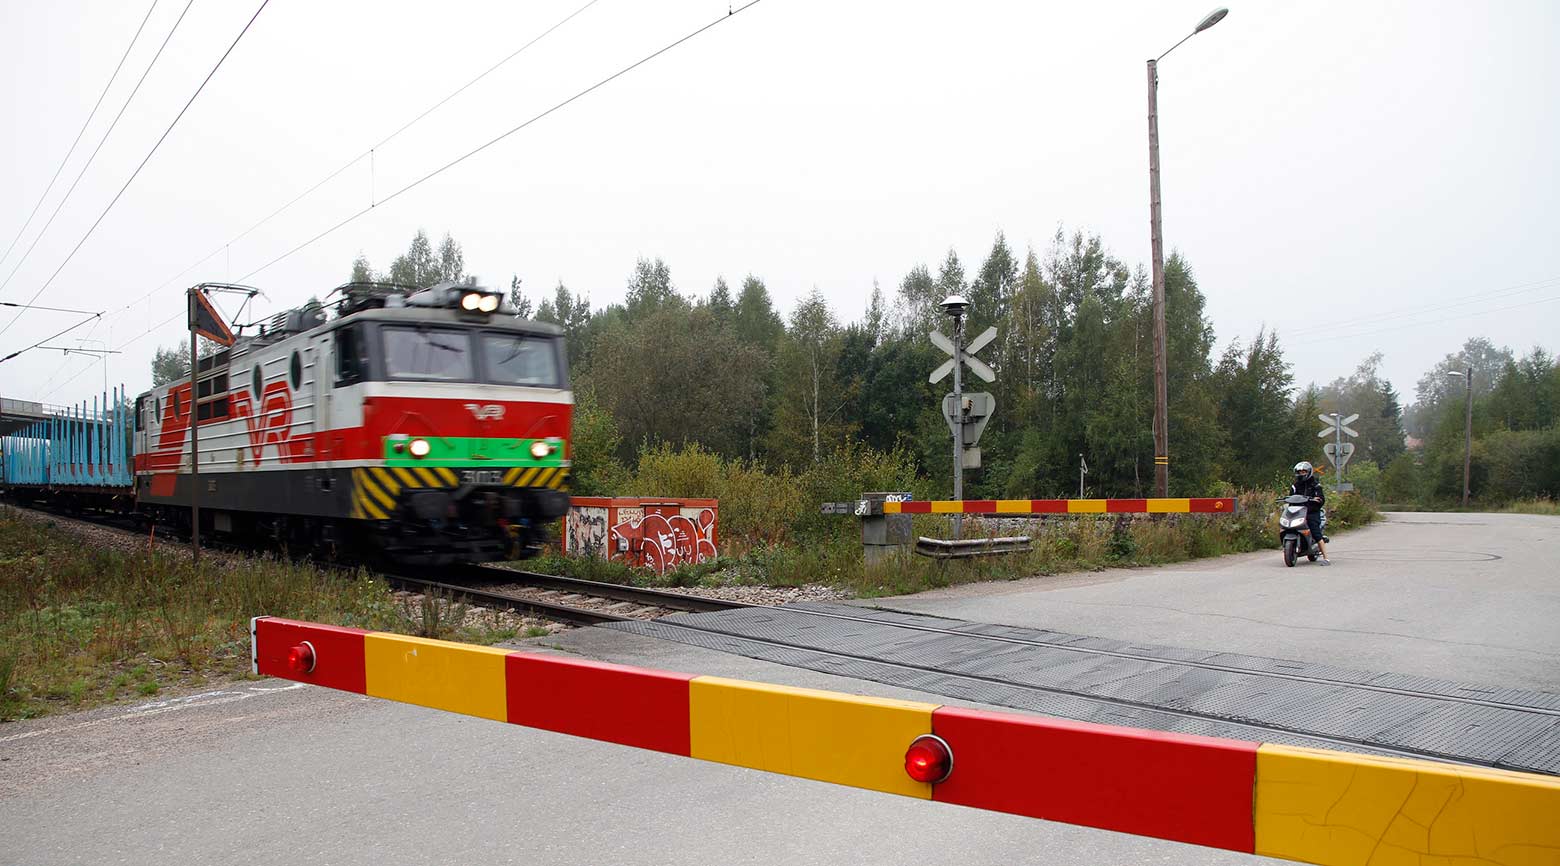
0 682 305 744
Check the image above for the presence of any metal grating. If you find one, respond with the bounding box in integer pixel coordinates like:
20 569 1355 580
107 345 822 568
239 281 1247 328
608 603 1560 775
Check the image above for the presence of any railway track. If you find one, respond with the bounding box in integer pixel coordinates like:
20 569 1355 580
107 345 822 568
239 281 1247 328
385 565 753 627
6 501 751 627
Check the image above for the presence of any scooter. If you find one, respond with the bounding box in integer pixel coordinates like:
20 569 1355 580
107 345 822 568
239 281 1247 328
1276 494 1326 567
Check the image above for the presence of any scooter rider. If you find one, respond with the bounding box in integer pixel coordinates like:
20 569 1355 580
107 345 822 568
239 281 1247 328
1290 462 1331 565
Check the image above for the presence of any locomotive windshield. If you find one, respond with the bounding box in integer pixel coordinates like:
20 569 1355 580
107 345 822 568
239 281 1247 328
378 323 564 386
383 326 473 380
481 332 560 386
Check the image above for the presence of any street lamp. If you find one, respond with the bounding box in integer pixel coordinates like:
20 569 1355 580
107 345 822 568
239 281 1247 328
1447 369 1473 507
1147 6 1228 497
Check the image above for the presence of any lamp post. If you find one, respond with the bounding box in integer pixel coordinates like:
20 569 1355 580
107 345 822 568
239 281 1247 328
1447 369 1473 507
1147 6 1228 497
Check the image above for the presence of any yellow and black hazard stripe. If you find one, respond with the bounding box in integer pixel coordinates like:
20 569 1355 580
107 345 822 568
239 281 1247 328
501 466 571 490
352 465 570 520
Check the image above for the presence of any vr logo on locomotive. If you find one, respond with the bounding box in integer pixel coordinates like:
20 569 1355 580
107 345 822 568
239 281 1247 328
465 403 505 421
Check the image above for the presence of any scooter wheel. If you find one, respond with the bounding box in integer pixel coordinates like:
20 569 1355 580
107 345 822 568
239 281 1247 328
1307 552 1319 562
1283 538 1297 567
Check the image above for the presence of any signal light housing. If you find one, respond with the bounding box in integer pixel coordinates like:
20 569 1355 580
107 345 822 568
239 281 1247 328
286 641 317 675
904 734 953 784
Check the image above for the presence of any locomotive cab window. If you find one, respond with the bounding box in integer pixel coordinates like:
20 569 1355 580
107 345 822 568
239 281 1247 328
335 325 367 385
481 332 561 387
382 326 473 381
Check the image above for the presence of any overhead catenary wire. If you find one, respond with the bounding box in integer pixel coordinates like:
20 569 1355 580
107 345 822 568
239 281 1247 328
0 0 270 343
0 312 104 364
103 0 607 322
239 0 770 284
0 0 196 303
45 0 769 382
0 0 162 275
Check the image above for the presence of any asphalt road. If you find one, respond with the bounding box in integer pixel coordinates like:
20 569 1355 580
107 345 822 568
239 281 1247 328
3 512 1554 865
868 511 1560 692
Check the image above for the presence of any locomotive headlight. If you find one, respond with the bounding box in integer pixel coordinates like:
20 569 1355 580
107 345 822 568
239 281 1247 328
409 438 432 458
478 294 500 313
529 440 552 459
460 292 482 311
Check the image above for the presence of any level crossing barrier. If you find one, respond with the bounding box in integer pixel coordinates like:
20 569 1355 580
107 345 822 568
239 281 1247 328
253 616 1558 866
821 494 1238 563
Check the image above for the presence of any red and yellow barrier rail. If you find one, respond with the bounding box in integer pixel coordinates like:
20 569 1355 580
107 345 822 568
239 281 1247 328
882 497 1236 514
253 617 1558 865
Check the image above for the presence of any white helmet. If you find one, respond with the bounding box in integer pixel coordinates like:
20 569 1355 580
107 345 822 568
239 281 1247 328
1293 461 1313 482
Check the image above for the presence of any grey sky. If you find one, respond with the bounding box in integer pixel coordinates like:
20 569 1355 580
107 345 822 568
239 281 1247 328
3 0 1557 408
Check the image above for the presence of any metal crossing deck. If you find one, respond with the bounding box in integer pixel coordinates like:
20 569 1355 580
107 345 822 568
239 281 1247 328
609 602 1560 775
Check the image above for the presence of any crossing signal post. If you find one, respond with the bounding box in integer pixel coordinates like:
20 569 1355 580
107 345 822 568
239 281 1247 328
929 296 995 539
1317 412 1358 493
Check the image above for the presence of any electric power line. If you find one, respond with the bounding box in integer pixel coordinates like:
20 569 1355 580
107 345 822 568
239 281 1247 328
1281 274 1560 339
0 0 162 274
0 0 196 303
1286 292 1560 348
0 0 269 342
104 0 606 322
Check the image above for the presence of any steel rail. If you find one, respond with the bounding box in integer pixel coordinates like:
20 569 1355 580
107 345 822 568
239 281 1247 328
633 615 1536 772
762 604 1560 717
455 565 754 614
384 574 629 627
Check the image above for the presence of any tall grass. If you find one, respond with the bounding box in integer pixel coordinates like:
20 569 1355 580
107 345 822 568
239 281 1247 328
0 512 512 721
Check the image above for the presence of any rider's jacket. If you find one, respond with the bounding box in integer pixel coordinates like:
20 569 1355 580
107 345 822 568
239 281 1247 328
1290 475 1325 512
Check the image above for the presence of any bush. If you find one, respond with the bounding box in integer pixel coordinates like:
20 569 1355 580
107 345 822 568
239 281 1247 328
1479 428 1560 504
1380 454 1422 506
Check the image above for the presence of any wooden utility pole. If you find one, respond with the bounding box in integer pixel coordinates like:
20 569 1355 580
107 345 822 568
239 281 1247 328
1147 58 1170 497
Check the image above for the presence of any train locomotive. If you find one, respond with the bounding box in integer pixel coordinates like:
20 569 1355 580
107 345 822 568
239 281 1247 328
1 281 573 565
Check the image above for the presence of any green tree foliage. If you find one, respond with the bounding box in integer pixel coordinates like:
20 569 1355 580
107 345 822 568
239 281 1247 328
568 388 629 496
151 345 187 387
535 281 592 369
507 275 533 319
334 231 1554 509
1408 337 1513 437
708 277 733 322
624 257 677 319
353 230 466 288
1213 330 1296 489
768 289 854 465
588 304 764 459
1316 352 1407 469
150 340 221 387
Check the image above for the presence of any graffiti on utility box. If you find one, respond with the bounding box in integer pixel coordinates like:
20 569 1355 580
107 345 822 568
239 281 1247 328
563 497 718 575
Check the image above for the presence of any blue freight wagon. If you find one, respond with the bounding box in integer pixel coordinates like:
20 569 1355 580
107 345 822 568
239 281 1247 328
0 388 133 490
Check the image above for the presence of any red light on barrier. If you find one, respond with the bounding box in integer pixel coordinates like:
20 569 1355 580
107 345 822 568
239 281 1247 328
904 734 953 784
287 641 317 674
